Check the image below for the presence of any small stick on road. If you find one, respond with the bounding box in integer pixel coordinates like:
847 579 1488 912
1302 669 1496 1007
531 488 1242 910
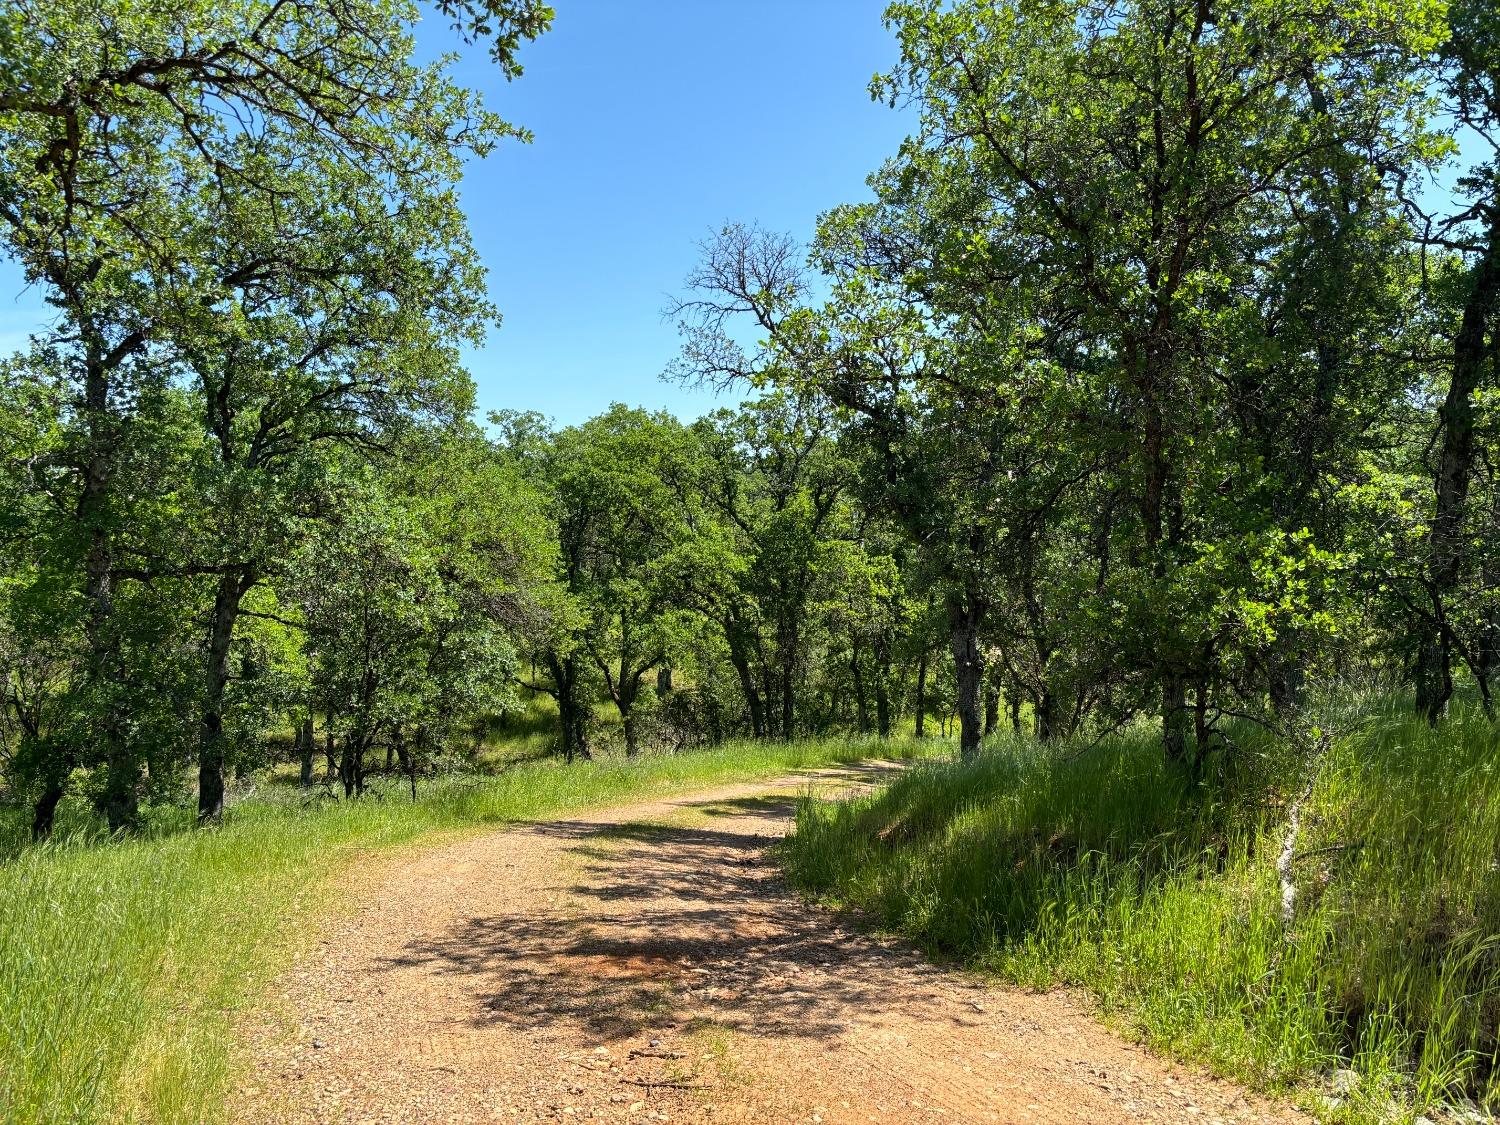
620 1076 714 1090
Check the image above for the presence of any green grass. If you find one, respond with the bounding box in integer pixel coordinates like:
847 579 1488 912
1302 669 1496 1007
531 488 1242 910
782 699 1500 1124
0 734 936 1125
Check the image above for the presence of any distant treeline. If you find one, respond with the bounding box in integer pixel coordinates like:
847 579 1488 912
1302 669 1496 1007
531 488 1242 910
3 0 1499 836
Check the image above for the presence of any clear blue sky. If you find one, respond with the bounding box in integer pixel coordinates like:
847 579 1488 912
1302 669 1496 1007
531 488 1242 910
437 0 911 425
0 1 911 427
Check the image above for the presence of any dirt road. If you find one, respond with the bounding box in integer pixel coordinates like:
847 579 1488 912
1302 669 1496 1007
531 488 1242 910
235 763 1309 1124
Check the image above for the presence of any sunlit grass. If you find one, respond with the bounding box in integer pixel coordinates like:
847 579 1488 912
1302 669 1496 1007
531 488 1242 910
0 734 937 1125
782 699 1500 1123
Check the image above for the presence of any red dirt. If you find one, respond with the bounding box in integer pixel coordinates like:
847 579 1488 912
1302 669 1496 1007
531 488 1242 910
235 763 1310 1124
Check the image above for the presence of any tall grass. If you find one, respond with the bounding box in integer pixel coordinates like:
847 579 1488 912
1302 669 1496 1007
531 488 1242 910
783 701 1500 1123
0 735 932 1125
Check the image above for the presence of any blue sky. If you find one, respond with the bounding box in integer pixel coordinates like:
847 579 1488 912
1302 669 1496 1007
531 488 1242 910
438 0 911 425
0 0 911 427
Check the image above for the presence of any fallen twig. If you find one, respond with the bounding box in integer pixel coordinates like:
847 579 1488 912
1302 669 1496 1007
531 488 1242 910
619 1076 713 1090
628 1048 687 1060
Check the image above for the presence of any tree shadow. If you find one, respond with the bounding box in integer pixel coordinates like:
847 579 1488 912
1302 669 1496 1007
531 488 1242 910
374 772 974 1046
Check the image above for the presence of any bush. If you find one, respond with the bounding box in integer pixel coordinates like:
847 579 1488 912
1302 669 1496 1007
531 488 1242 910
783 701 1500 1121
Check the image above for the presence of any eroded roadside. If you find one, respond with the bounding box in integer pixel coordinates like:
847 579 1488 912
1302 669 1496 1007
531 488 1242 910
234 762 1308 1124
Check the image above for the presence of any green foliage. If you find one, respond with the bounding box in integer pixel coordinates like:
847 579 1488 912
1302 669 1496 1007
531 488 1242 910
0 735 931 1124
292 429 553 783
784 701 1500 1119
0 0 550 824
3 1 1500 1119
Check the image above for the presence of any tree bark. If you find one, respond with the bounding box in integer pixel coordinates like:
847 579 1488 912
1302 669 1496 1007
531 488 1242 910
610 660 644 757
78 325 141 832
297 717 314 788
1034 686 1058 742
83 467 136 830
914 648 928 738
1417 211 1500 723
850 637 871 734
395 727 417 800
872 633 892 737
198 567 256 823
617 671 641 758
1162 674 1190 762
323 717 337 783
725 629 766 739
947 590 985 760
1193 674 1212 771
558 694 591 763
546 652 592 763
340 738 360 797
773 608 801 741
31 779 66 841
983 680 1000 737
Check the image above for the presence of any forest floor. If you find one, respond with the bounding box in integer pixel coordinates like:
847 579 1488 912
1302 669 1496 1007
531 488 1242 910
233 762 1308 1125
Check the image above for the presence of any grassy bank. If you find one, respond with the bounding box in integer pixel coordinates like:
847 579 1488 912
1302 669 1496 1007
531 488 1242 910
0 735 934 1125
783 701 1500 1123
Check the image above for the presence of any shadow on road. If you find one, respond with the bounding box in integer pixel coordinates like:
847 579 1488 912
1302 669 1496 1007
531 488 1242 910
374 763 967 1045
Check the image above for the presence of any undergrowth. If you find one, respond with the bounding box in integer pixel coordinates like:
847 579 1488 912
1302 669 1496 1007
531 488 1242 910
782 699 1500 1124
0 735 932 1124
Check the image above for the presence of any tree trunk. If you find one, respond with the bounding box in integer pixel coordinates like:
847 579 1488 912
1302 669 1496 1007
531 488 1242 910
558 694 591 763
657 666 673 697
776 613 799 741
606 656 645 758
947 590 985 761
340 733 367 797
31 778 66 841
1193 674 1211 772
298 716 314 788
983 680 1000 737
725 630 766 738
85 537 137 831
779 660 796 742
395 727 416 800
547 653 592 763
619 677 640 758
323 716 337 783
873 633 892 737
1267 653 1305 715
78 338 139 833
850 638 871 734
914 648 928 738
1034 687 1058 742
1418 212 1500 723
1480 486 1500 709
1132 329 1193 764
1162 674 1189 762
198 568 255 824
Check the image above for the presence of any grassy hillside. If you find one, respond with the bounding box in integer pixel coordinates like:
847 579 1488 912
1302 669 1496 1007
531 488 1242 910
0 735 932 1125
783 699 1500 1124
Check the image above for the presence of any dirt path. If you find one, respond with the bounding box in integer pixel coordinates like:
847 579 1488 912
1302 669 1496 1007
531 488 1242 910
236 763 1310 1124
